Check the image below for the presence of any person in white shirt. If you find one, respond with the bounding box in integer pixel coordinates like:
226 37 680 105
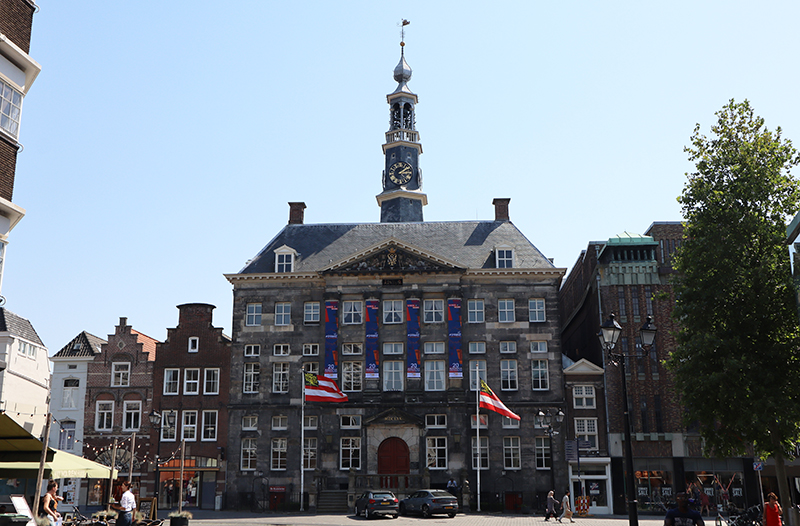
113 480 136 526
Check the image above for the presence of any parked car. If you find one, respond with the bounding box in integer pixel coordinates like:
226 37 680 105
399 489 458 518
354 490 399 519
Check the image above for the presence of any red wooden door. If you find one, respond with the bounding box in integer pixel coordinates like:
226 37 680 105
378 437 409 488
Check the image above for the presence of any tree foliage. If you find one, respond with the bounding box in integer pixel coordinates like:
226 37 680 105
669 99 800 460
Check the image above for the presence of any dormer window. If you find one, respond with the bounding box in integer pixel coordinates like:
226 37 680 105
274 245 297 273
496 247 514 268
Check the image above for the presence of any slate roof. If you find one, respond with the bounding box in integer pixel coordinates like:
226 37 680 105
52 331 106 358
0 308 44 346
239 221 557 274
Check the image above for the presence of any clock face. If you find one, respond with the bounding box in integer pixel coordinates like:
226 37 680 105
388 161 413 185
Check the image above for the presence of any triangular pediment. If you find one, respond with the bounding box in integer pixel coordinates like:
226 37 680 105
564 358 605 375
324 239 464 275
364 407 424 427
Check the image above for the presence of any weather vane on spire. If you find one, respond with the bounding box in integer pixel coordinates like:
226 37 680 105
400 19 410 48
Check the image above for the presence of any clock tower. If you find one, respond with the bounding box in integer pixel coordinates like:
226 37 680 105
377 40 427 223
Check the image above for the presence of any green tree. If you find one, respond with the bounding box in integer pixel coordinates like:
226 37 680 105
669 99 800 505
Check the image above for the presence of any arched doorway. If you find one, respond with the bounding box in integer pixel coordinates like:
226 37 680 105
378 437 409 489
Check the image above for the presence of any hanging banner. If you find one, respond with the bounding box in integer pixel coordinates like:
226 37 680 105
447 298 463 378
406 299 421 378
324 300 339 378
365 300 380 379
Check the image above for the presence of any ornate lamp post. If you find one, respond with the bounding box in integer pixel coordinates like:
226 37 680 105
537 409 565 492
148 410 175 517
598 314 657 526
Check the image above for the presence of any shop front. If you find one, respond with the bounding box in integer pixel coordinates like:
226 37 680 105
569 457 612 515
158 457 219 509
684 458 748 513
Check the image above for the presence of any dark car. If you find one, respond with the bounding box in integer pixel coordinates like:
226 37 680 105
354 490 399 519
399 489 458 518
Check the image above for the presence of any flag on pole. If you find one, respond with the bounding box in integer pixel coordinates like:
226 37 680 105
304 373 349 402
479 379 520 420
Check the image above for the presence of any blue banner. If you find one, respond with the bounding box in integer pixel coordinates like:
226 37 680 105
324 300 339 378
448 298 463 378
406 299 421 378
365 300 379 379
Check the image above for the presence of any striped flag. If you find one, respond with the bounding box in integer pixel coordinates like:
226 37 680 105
304 373 348 402
479 379 520 420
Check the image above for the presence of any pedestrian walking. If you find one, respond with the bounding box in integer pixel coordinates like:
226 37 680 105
545 490 557 521
559 489 575 522
763 492 783 526
664 492 704 526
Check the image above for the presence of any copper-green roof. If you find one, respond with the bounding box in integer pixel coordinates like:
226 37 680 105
605 231 657 246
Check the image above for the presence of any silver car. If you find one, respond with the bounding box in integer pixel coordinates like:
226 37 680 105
399 489 459 518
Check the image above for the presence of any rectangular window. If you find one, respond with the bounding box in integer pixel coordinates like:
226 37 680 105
246 303 262 326
472 436 489 470
423 299 444 323
96 401 113 431
182 410 198 441
273 344 290 356
188 337 199 353
535 437 551 469
275 303 291 326
383 300 403 324
498 299 515 323
425 360 446 391
640 397 650 434
530 341 548 353
471 414 488 429
469 341 486 354
503 436 521 469
340 437 361 470
111 363 130 387
58 421 76 451
304 302 320 323
528 298 546 322
273 363 289 393
467 299 484 323
161 410 178 441
574 385 596 408
496 249 513 268
469 360 487 390
123 401 141 431
576 418 598 449
426 437 447 469
303 415 318 429
0 80 23 138
302 361 319 375
631 286 641 317
383 342 403 355
202 410 218 441
650 343 659 375
242 415 258 430
303 343 319 356
342 362 363 392
502 416 520 429
272 415 288 430
244 344 260 357
425 414 447 428
340 415 361 429
644 286 654 316
204 368 220 395
532 360 549 390
62 379 79 408
384 361 403 391
499 341 517 354
618 288 626 317
342 343 363 355
243 363 260 393
241 438 257 471
184 368 200 395
654 395 664 433
342 301 363 324
500 359 518 391
424 341 445 354
276 253 293 273
303 437 317 470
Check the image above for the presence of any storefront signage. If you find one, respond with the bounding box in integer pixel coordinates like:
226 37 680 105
269 486 286 493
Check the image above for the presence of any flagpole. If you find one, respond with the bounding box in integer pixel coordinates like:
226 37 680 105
476 377 481 512
300 371 305 512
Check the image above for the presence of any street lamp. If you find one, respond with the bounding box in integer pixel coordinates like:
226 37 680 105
598 314 657 526
149 410 175 517
537 409 565 492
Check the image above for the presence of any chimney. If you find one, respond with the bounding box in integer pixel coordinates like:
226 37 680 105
288 202 306 225
493 198 510 222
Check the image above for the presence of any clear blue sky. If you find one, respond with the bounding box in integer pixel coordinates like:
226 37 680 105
8 1 800 352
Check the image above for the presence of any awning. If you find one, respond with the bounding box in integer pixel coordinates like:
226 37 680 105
0 449 117 479
0 413 54 462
